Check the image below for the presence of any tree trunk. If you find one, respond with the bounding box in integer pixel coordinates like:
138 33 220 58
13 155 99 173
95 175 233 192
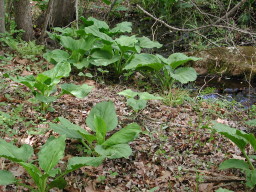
13 0 33 41
51 0 76 27
0 0 5 33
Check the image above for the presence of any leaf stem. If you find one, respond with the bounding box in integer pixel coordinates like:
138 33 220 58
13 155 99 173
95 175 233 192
16 181 35 190
242 149 255 170
80 139 92 152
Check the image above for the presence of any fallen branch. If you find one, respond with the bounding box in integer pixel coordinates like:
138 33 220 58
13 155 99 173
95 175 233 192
136 4 256 36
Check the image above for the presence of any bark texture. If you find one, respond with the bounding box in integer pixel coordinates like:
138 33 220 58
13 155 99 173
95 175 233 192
51 0 76 27
13 0 33 41
0 0 5 33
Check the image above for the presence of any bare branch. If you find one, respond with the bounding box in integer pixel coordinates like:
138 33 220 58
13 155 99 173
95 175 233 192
136 4 256 36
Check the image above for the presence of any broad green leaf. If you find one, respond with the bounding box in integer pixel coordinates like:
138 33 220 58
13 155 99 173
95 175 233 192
61 83 93 98
38 136 66 173
95 144 132 159
86 101 118 132
35 74 52 85
84 26 113 42
101 0 111 5
35 94 57 103
127 98 147 112
115 35 138 47
236 131 256 151
91 48 113 59
102 123 141 147
0 170 16 185
8 75 36 90
212 122 248 151
139 92 163 100
0 139 33 162
19 162 42 187
67 156 104 171
245 169 256 188
118 89 138 98
124 53 163 70
43 62 71 82
110 21 132 33
43 49 70 64
90 47 120 66
94 116 107 144
215 188 234 192
48 168 61 177
170 67 197 84
49 178 67 190
88 17 109 29
50 117 91 139
60 36 94 51
137 37 162 49
73 58 90 69
249 155 256 160
245 119 256 126
167 53 201 69
219 159 250 171
90 55 120 66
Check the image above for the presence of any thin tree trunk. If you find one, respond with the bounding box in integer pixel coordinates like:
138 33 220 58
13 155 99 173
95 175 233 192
0 0 5 33
13 0 33 41
51 0 76 27
39 0 54 42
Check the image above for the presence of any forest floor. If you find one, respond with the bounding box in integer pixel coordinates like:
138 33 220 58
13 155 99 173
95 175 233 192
0 53 255 192
0 1 256 191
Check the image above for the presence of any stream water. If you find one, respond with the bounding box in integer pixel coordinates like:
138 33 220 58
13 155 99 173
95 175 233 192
126 17 256 108
195 75 256 108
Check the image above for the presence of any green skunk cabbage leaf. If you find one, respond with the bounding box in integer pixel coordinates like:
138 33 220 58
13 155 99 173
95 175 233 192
170 67 197 84
91 48 113 59
86 101 118 132
219 159 250 171
43 49 70 64
35 94 57 103
38 136 66 173
88 17 109 29
236 131 256 151
60 36 94 51
110 21 132 33
245 119 256 127
95 144 132 159
73 58 90 69
50 117 91 139
7 75 36 90
49 178 67 190
101 0 111 5
90 55 120 66
0 139 33 162
127 98 147 112
61 83 93 98
246 170 256 188
212 121 248 151
118 89 138 98
124 53 163 70
138 36 162 49
0 170 16 185
43 62 71 81
67 156 104 171
115 35 138 47
167 53 201 69
102 123 141 147
90 47 120 66
19 162 42 187
139 92 163 100
215 188 234 192
94 116 107 145
85 26 113 42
